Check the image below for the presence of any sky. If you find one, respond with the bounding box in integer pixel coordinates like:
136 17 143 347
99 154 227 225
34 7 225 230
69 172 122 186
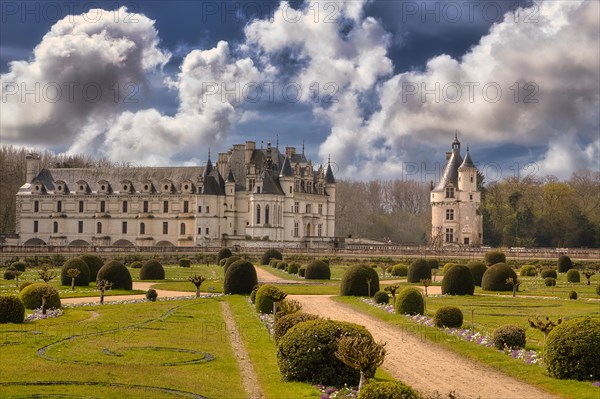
1 0 598 183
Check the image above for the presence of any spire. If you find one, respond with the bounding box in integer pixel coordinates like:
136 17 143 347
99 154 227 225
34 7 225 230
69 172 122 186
204 148 213 176
302 140 305 155
279 156 293 177
276 134 279 150
460 146 475 168
226 168 236 183
325 156 335 184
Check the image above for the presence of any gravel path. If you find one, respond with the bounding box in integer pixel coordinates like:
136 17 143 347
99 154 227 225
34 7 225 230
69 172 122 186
291 294 558 399
220 302 265 399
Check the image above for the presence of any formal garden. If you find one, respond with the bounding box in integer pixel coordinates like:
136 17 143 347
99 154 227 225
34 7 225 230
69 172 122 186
0 249 599 399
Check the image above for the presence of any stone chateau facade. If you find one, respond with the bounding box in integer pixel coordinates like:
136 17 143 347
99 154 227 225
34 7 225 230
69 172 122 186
15 141 336 248
431 135 483 246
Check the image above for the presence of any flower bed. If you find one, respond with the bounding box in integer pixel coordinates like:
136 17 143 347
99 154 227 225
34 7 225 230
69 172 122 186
361 298 541 365
316 384 357 399
25 308 63 322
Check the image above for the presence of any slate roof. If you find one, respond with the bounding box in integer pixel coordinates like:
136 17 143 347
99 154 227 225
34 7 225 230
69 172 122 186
459 148 475 169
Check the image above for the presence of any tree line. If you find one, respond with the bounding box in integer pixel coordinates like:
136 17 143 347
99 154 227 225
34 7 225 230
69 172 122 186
0 145 598 248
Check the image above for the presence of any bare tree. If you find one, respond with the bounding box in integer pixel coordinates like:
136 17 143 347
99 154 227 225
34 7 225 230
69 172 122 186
187 275 206 298
96 279 113 304
66 268 80 291
335 336 386 393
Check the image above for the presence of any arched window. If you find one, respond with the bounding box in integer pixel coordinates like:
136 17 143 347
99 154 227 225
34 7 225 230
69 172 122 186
53 221 58 233
265 205 270 225
140 222 146 235
180 223 186 235
97 222 102 234
256 205 261 225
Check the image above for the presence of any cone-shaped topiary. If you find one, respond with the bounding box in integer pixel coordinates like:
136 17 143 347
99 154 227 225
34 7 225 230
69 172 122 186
139 260 165 280
274 312 320 342
407 259 431 283
481 263 517 292
96 260 132 290
0 295 25 323
10 261 27 272
357 381 418 399
395 287 424 315
223 256 241 274
18 283 61 310
340 264 380 297
304 260 331 280
566 269 580 283
277 318 373 387
434 306 463 328
224 260 257 294
540 268 557 279
466 261 487 286
492 325 526 350
520 265 537 277
485 251 506 266
287 262 299 274
255 284 286 314
390 264 408 277
60 258 91 287
544 317 600 380
217 247 233 263
557 255 573 273
80 254 104 281
260 249 283 265
442 265 475 295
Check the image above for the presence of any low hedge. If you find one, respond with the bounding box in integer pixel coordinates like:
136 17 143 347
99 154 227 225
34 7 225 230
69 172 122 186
357 381 418 399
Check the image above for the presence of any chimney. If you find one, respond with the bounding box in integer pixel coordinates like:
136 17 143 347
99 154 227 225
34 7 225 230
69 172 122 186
285 146 296 158
26 153 41 183
245 141 255 164
218 152 228 177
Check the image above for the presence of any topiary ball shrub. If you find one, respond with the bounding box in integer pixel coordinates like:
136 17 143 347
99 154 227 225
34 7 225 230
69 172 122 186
276 261 288 270
481 263 517 292
442 265 475 295
357 381 419 399
287 262 299 274
129 261 143 269
10 261 27 272
96 260 132 290
18 283 61 310
179 258 191 268
545 277 557 287
407 259 431 283
520 265 537 277
298 267 306 278
566 269 580 283
60 258 91 287
492 325 526 350
224 260 257 294
373 291 389 304
273 312 320 342
544 317 600 380
485 251 506 266
139 260 165 280
442 263 456 275
223 256 241 274
434 306 463 328
395 287 424 315
255 284 286 314
466 261 487 286
216 247 233 263
260 249 283 265
145 288 158 302
19 281 34 292
568 291 577 300
0 295 25 323
277 318 373 387
340 264 380 297
558 255 573 273
3 270 15 280
540 268 557 279
80 254 104 281
390 264 408 277
427 259 440 270
304 260 331 280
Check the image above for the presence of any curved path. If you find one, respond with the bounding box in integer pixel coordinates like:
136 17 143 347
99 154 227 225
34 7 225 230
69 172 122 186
291 294 558 399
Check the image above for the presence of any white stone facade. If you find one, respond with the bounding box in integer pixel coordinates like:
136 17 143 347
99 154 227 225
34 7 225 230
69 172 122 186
15 141 336 248
430 136 483 246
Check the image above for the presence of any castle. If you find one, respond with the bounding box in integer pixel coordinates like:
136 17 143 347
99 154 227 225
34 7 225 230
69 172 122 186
431 135 483 246
15 141 336 248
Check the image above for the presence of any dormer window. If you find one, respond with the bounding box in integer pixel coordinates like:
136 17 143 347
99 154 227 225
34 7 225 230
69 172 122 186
141 181 154 193
445 187 455 198
161 179 173 194
54 180 69 194
76 180 90 194
98 180 112 194
120 180 133 194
